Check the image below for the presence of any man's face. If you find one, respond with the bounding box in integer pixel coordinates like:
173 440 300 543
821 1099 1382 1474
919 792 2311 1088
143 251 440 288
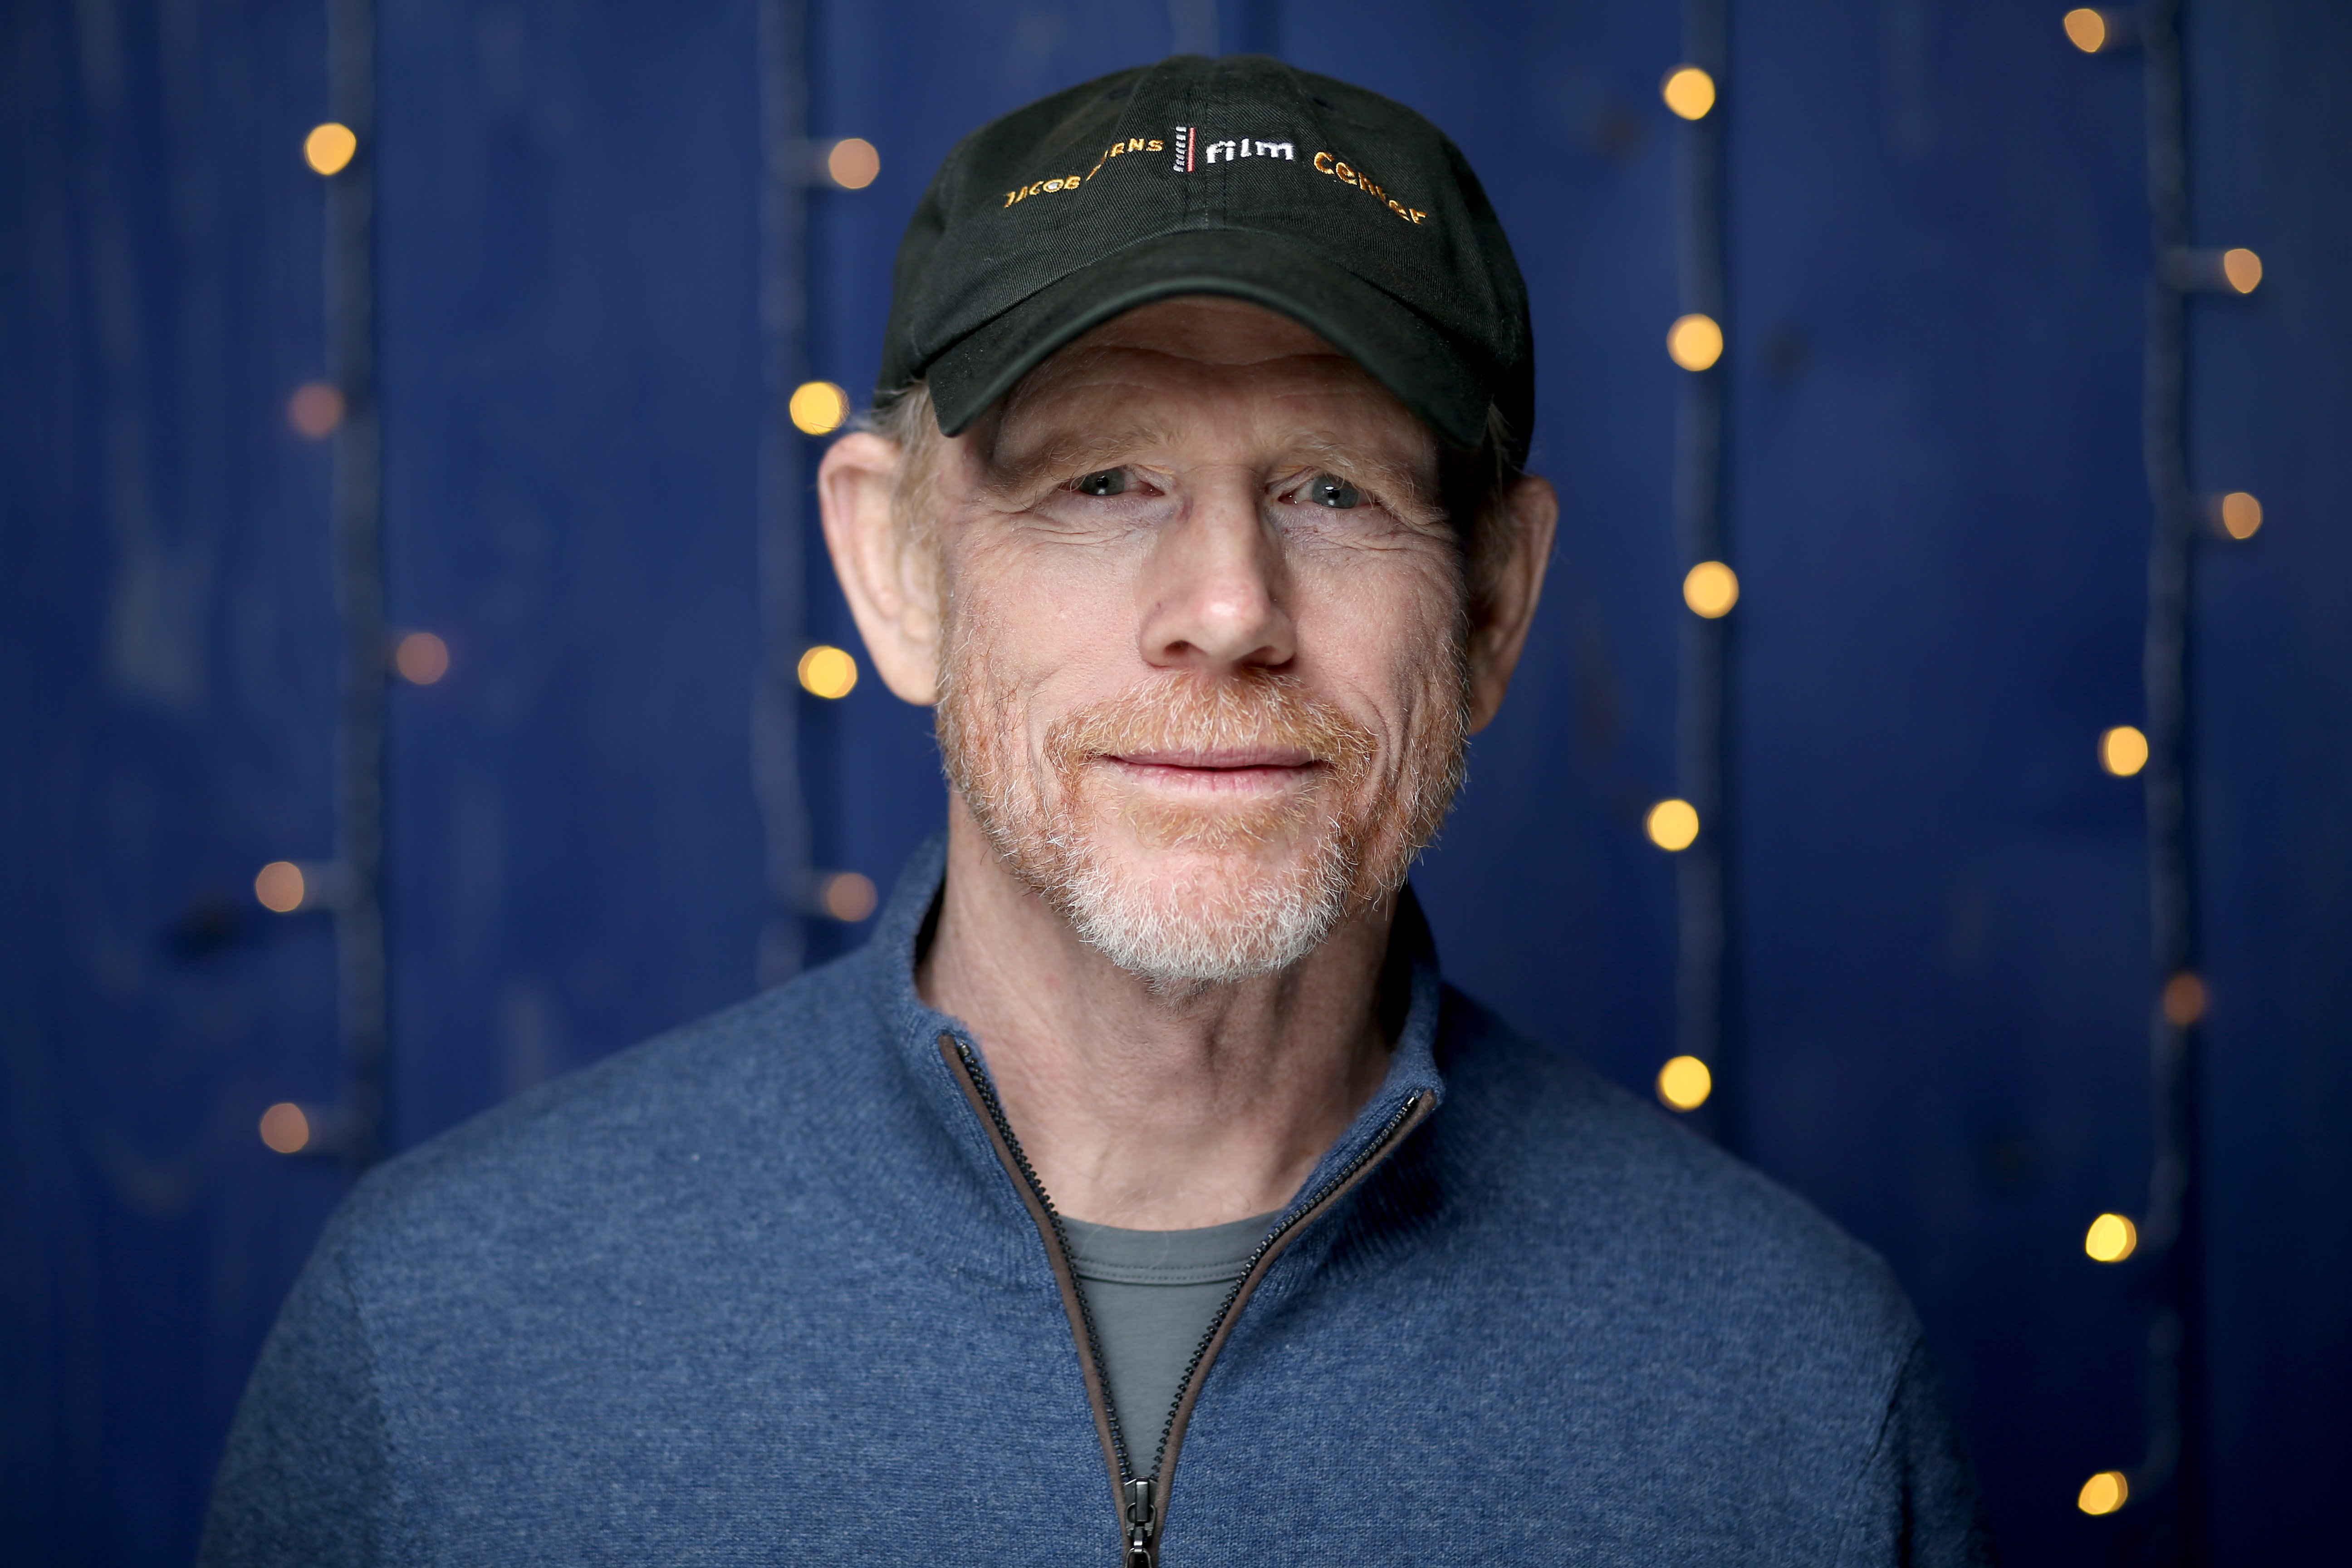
930 298 1472 985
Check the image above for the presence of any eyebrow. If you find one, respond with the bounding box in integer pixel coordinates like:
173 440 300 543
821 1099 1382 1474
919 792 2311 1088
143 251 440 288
973 421 1177 504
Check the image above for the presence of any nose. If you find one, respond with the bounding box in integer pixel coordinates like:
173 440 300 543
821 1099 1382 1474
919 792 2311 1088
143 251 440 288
1136 472 1295 673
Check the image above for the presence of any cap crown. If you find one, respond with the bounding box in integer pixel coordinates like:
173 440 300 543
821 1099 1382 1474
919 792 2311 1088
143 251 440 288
879 54 1533 457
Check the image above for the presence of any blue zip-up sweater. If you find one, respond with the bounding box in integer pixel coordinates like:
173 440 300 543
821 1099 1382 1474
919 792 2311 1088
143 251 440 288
203 837 1994 1566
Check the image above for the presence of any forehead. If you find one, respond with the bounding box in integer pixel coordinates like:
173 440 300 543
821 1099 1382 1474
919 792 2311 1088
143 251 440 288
996 297 1427 446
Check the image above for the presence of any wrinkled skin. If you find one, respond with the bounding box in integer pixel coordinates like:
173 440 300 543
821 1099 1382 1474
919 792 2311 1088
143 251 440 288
818 297 1555 1227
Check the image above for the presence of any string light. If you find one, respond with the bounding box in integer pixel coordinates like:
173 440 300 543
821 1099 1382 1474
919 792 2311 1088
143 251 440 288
2077 1470 2129 1516
393 632 450 685
1645 798 1700 851
2099 725 2149 778
2217 491 2262 539
789 381 850 436
2220 247 2262 294
254 862 306 913
2063 10 2110 53
2085 1212 2138 1263
1660 66 1716 121
820 871 879 922
797 644 858 699
259 1103 312 1154
287 382 345 438
1656 1055 1712 1111
2161 972 2207 1027
304 122 357 176
826 137 881 190
1666 313 1724 372
1683 561 1739 617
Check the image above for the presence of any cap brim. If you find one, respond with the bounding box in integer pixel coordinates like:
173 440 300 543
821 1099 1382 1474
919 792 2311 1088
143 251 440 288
922 228 1494 449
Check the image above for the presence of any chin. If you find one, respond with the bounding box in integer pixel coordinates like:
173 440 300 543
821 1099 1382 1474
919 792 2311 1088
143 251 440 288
1053 827 1355 986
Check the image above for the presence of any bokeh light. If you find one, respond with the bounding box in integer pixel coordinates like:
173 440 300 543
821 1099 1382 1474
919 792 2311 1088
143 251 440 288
1661 66 1716 121
394 631 450 685
1646 798 1700 852
798 644 858 699
2100 725 2149 778
254 862 306 913
1683 560 1740 618
2077 1470 2129 1516
826 137 881 190
259 1102 311 1154
1667 313 1724 372
304 122 357 176
789 380 850 436
2161 971 2207 1027
1656 1055 1713 1111
287 382 345 439
2220 247 2262 294
2084 1212 2138 1263
2063 9 2109 53
2219 491 2263 539
821 871 879 922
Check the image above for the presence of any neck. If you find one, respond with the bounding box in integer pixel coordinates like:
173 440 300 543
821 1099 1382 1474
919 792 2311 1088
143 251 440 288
918 801 1395 1229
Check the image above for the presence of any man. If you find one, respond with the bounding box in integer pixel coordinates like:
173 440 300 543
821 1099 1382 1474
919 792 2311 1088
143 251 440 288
206 55 1991 1567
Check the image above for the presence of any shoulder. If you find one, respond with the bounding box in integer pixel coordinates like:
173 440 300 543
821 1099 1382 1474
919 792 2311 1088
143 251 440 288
1425 984 1921 1363
320 948 892 1274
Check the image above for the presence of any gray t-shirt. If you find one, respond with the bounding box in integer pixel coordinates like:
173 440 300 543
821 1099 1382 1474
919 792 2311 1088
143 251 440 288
1059 1211 1277 1464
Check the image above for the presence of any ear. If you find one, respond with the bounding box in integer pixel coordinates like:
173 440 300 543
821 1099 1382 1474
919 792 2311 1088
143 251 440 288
1464 474 1558 734
818 431 942 705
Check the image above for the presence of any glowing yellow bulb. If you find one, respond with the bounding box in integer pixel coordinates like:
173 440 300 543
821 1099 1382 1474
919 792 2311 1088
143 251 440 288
1667 313 1724 372
1661 66 1716 121
2077 1470 2129 1516
259 1102 311 1154
394 631 450 685
797 644 858 699
2100 725 2149 778
2084 1212 2138 1263
1646 798 1700 852
255 861 306 913
2161 972 2207 1027
1683 561 1740 618
1656 1055 1713 1111
2220 247 2262 294
826 137 881 190
2218 491 2262 539
821 871 879 922
789 380 850 436
2063 9 2109 53
304 122 358 176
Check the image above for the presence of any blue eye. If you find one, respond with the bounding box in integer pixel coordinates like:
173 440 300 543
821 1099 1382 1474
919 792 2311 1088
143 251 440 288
1305 474 1361 509
1073 468 1129 497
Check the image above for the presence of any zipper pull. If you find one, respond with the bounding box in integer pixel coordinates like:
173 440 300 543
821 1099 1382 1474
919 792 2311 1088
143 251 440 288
1122 1475 1156 1567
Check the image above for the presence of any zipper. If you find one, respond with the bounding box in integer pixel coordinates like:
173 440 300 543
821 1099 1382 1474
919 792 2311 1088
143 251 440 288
943 1034 1430 1566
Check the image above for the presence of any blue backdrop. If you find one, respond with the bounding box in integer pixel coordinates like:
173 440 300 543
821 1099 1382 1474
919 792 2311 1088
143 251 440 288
5 2 2346 1563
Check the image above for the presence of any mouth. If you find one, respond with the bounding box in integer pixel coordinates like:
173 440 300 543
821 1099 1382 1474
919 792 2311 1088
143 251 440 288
1097 745 1324 793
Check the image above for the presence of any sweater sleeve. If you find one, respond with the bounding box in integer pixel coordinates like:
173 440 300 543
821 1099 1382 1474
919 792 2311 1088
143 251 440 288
200 1237 402 1567
1837 1336 1999 1568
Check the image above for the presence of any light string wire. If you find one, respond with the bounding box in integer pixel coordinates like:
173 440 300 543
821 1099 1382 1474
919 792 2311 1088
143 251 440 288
326 0 387 1172
1671 0 1734 1145
2133 0 2207 1553
754 0 815 989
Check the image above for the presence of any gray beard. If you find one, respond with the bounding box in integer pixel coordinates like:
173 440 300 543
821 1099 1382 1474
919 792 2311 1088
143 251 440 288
933 604 1470 988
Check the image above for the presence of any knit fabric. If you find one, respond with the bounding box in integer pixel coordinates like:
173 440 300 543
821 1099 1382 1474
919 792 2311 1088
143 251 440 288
202 833 1994 1566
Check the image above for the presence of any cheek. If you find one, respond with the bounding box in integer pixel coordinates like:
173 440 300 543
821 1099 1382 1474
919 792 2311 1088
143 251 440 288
1290 546 1465 719
945 526 1145 721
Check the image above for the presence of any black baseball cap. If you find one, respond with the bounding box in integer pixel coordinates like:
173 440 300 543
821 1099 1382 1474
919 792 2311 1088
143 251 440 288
876 54 1534 465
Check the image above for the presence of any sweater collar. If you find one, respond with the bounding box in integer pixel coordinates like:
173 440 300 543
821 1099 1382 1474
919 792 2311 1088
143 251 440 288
869 831 1448 1235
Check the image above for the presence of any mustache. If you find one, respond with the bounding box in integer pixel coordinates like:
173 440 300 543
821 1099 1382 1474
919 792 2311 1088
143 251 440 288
1042 669 1377 780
